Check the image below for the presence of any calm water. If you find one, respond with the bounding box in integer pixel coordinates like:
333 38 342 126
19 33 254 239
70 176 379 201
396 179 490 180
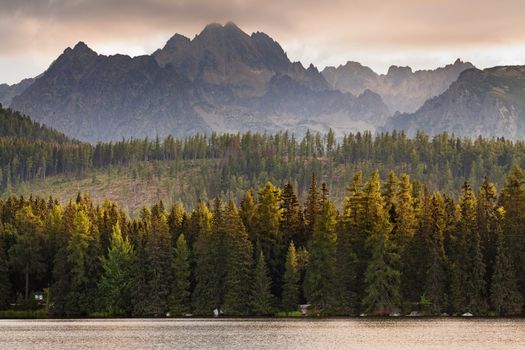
0 318 524 350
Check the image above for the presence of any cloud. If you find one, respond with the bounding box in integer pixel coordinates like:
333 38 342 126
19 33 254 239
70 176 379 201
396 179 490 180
1 0 525 83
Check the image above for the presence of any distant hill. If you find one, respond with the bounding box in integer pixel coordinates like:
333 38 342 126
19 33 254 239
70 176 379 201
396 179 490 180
383 66 525 139
0 104 72 143
322 59 475 113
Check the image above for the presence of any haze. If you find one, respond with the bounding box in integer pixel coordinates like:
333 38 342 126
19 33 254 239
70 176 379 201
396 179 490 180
1 0 525 84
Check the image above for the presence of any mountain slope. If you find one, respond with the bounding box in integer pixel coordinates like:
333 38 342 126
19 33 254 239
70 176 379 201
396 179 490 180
0 78 35 107
9 23 390 143
322 59 475 113
383 66 525 139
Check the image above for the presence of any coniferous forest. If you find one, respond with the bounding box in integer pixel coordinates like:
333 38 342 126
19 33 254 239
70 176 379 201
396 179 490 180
3 105 525 210
1 166 525 317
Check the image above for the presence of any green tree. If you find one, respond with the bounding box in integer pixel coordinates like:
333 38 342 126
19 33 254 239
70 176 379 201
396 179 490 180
490 208 523 315
250 251 274 315
98 224 136 316
65 206 92 315
169 234 191 315
144 204 173 315
361 172 401 315
223 201 253 315
281 242 300 312
9 205 45 301
254 182 283 297
303 196 338 312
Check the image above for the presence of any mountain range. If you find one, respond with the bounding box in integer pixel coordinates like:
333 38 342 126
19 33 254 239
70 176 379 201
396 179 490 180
1 22 525 142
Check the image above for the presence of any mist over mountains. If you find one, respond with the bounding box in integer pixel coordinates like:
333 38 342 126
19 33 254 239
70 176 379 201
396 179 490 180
1 22 524 142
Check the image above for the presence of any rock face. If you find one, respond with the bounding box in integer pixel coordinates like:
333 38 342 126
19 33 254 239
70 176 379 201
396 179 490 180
322 59 475 113
0 78 35 106
383 66 525 139
9 23 390 143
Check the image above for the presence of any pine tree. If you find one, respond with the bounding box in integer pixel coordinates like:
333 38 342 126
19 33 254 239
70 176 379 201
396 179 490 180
98 224 136 316
451 182 486 314
477 178 498 287
223 201 253 315
282 242 300 312
303 197 338 312
361 171 401 315
250 251 274 315
144 204 173 315
169 234 191 315
240 190 257 243
254 182 283 297
423 193 448 314
191 202 216 315
9 205 45 300
65 205 92 315
499 166 525 295
304 173 321 239
280 182 305 248
336 172 362 313
490 208 523 316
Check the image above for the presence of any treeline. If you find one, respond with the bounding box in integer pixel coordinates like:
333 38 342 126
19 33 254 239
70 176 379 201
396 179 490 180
1 167 525 316
2 105 525 197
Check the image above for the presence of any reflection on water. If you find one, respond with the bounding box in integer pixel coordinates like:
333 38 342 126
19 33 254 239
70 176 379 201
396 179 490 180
0 318 524 350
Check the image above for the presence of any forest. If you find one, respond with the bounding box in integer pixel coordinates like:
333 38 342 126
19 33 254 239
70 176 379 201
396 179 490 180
1 167 525 317
2 105 525 207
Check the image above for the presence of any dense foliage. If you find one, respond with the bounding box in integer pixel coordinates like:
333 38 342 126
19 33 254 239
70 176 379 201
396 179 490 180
1 167 525 317
2 104 525 206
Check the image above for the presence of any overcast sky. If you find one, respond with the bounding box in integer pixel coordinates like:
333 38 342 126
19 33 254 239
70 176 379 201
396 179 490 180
1 0 525 84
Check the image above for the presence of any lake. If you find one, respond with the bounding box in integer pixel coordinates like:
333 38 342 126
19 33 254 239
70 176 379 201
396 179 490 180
0 318 524 349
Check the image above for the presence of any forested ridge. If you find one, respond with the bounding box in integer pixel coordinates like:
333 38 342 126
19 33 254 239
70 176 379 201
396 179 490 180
1 168 525 317
2 104 525 208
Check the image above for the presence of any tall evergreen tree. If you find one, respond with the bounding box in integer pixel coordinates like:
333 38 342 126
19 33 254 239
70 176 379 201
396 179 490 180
9 205 45 300
250 251 274 315
254 182 283 297
282 242 300 312
223 201 253 315
361 172 401 315
490 208 523 316
144 204 173 315
499 166 525 295
98 224 136 316
280 182 305 248
303 196 338 312
457 182 486 313
304 173 321 240
65 205 92 315
169 234 191 315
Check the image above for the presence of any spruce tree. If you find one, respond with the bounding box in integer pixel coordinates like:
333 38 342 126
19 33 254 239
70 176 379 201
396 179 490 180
361 171 401 315
65 206 92 315
250 251 274 315
282 242 300 312
304 173 321 239
423 193 448 314
9 205 45 300
169 234 191 315
223 201 253 315
280 182 305 248
303 197 338 312
254 182 283 297
499 166 525 295
144 204 173 315
98 224 136 316
490 208 523 316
